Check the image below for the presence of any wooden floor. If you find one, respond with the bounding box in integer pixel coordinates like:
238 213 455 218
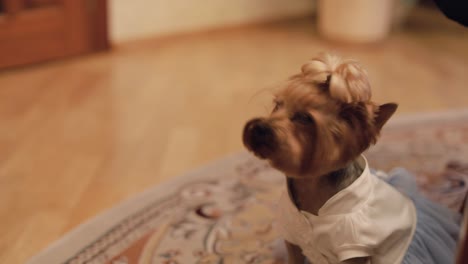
1 7 468 264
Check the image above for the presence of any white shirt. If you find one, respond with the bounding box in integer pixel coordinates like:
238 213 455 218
275 156 416 264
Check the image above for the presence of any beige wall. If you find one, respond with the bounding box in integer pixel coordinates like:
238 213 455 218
110 0 315 43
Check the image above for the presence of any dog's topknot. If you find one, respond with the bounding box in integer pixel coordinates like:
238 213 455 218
301 53 371 103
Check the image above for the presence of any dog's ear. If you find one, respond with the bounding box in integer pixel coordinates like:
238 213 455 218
374 103 398 130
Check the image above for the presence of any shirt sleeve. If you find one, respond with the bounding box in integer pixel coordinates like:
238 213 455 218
336 244 373 262
332 214 374 262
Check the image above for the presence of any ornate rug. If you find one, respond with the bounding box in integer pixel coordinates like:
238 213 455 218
28 111 468 264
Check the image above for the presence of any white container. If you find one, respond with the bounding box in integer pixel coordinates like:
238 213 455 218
317 0 395 43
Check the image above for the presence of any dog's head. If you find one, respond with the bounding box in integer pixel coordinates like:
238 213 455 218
243 53 397 178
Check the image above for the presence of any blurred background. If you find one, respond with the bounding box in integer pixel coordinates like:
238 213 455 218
0 0 467 263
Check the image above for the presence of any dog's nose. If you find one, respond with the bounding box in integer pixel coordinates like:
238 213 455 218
250 121 273 139
243 118 275 148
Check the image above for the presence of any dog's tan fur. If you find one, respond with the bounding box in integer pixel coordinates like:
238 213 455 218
242 53 398 264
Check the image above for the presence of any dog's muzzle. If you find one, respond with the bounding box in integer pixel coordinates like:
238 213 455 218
242 118 277 158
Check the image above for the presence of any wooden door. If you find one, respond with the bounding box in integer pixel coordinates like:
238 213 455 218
0 0 108 69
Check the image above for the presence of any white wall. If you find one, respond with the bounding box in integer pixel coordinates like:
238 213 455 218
110 0 315 43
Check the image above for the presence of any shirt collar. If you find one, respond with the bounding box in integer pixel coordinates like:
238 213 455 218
286 155 374 217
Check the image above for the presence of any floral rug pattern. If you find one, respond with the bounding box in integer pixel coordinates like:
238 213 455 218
29 112 468 264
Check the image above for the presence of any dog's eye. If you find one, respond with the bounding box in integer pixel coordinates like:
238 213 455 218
291 112 314 124
272 101 283 112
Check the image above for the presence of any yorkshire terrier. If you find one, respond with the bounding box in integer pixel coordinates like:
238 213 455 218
243 53 416 264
